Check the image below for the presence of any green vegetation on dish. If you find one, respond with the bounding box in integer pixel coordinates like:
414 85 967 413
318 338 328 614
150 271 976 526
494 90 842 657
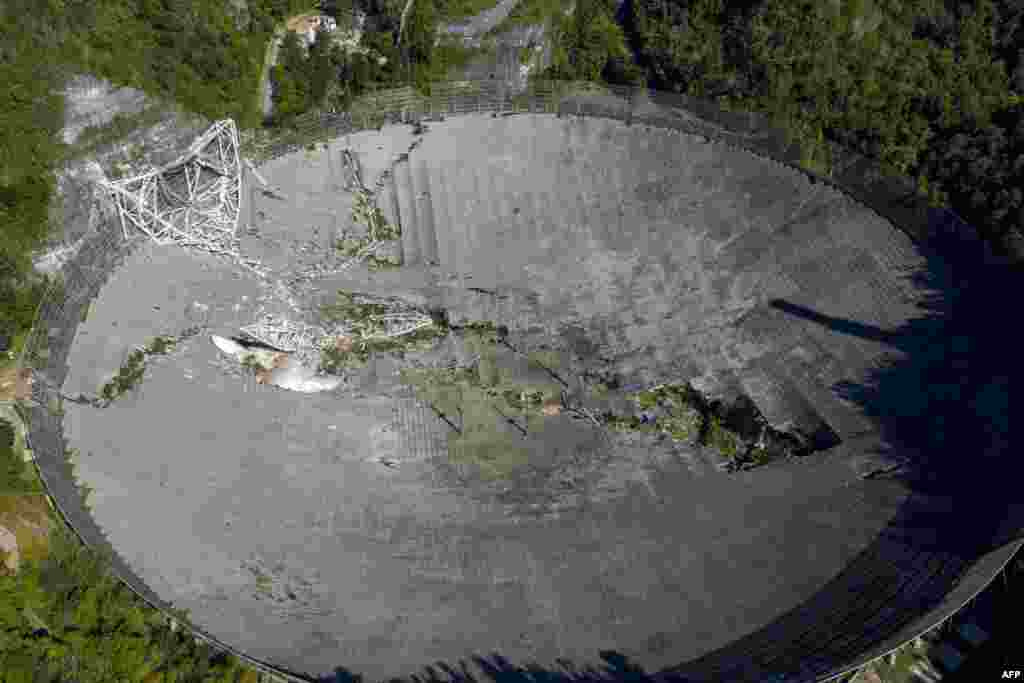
96 335 179 405
390 320 565 480
318 290 450 372
601 383 747 462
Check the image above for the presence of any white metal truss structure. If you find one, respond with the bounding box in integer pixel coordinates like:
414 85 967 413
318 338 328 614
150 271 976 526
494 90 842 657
336 293 435 344
96 119 428 369
240 315 329 366
341 148 364 193
97 120 243 256
240 307 435 366
351 314 434 348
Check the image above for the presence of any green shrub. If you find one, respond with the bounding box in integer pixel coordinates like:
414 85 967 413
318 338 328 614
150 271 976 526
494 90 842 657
539 0 633 83
0 265 54 356
98 349 147 403
0 522 249 681
320 291 390 325
143 336 176 355
604 413 655 432
366 253 403 270
319 345 369 374
0 418 42 495
635 390 660 409
335 236 365 257
705 415 740 460
96 335 182 403
747 443 773 466
476 352 500 387
660 410 703 442
240 353 268 373
462 320 498 334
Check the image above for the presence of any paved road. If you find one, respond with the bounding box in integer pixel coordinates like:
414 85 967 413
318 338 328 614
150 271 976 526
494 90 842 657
261 29 284 120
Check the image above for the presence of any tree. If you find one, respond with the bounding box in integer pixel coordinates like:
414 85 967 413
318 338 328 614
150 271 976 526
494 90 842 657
278 29 307 75
914 102 1024 257
541 0 635 83
308 28 338 107
401 0 437 70
749 0 1012 177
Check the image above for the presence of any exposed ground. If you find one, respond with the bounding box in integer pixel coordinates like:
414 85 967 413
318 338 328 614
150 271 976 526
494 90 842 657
1 394 54 575
285 12 322 34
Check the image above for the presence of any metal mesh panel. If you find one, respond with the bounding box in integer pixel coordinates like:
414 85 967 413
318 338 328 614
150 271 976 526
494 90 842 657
14 77 1020 683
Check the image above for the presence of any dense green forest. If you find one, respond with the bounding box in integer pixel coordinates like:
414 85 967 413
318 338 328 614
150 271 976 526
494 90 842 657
268 0 483 122
534 0 644 85
0 415 261 680
2 0 1024 679
608 0 1024 259
0 504 257 682
268 2 406 122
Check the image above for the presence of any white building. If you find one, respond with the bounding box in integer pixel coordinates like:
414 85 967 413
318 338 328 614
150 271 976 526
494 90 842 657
307 15 338 44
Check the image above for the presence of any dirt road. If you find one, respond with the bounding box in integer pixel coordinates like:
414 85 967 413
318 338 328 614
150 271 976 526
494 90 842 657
259 28 284 120
260 13 325 121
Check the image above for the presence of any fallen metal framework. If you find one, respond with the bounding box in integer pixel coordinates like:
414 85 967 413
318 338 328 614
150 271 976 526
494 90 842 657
95 118 426 368
240 308 434 367
97 119 243 256
295 147 392 279
239 315 329 366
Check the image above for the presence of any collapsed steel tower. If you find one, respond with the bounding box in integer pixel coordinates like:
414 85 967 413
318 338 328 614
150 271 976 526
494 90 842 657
96 119 243 256
95 118 435 364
